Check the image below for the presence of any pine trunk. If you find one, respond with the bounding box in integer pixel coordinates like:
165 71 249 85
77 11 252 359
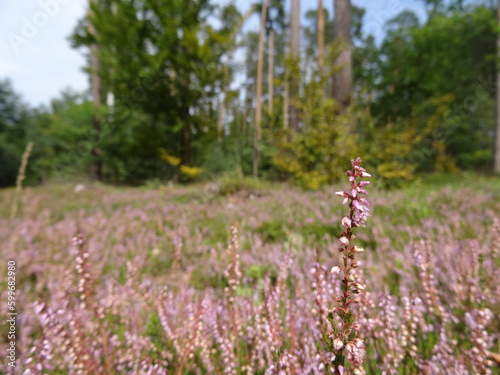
88 0 103 180
318 0 325 70
288 0 301 131
253 0 269 178
268 30 274 116
332 0 352 114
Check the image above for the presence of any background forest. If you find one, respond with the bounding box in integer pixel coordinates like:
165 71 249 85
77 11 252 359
1 0 500 189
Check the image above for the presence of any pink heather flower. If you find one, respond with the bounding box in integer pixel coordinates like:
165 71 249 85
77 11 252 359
351 189 357 198
359 181 370 187
333 338 344 350
331 266 342 274
342 217 352 228
345 342 358 355
353 211 369 227
352 246 364 253
352 200 364 212
360 172 371 177
340 237 349 245
359 197 370 206
353 338 364 349
335 191 346 197
352 283 365 291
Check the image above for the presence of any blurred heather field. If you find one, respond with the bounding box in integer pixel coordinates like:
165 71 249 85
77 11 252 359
1 173 500 374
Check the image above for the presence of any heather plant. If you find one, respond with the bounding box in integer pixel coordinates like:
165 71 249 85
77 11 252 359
321 157 371 374
1 168 499 374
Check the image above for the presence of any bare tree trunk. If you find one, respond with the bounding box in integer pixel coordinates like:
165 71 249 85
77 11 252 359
253 0 269 178
495 0 500 173
290 0 300 58
217 96 225 141
268 30 274 116
88 0 103 180
218 52 232 141
332 0 352 114
288 0 301 131
283 77 289 130
318 0 325 70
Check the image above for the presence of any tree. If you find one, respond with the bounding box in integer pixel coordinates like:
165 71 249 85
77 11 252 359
87 0 103 180
72 0 237 182
266 1 286 117
332 0 352 113
318 0 325 69
217 4 244 141
288 0 301 130
0 80 31 187
253 0 269 177
370 6 496 172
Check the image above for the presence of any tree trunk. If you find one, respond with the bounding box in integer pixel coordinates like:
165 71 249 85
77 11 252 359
283 77 289 130
218 51 232 141
217 96 225 141
181 105 192 166
253 0 269 178
318 0 325 70
495 0 500 173
332 0 352 114
288 0 301 131
268 30 274 116
88 0 103 180
290 0 300 58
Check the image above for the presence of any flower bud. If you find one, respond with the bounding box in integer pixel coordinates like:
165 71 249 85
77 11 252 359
353 246 364 253
345 342 358 355
333 338 344 350
353 283 365 291
342 217 352 228
331 266 341 274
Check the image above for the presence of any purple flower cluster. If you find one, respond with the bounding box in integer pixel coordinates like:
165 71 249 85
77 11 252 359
335 157 371 229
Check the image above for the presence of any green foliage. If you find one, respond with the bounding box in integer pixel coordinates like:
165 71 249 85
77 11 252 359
30 96 99 182
70 0 240 182
0 80 31 187
368 5 496 173
271 49 360 190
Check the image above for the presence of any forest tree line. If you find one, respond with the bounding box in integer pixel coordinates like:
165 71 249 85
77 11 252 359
1 0 499 189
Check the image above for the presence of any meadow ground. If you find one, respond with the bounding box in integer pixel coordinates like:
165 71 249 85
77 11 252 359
1 173 500 374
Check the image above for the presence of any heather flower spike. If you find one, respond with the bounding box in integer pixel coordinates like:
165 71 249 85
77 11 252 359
326 157 371 374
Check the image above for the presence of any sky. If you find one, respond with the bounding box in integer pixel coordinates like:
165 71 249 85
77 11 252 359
0 0 426 108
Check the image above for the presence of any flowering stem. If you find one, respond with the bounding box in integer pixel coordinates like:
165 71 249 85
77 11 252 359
327 157 371 374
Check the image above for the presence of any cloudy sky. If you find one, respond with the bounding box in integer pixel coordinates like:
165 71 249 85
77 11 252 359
0 0 426 107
